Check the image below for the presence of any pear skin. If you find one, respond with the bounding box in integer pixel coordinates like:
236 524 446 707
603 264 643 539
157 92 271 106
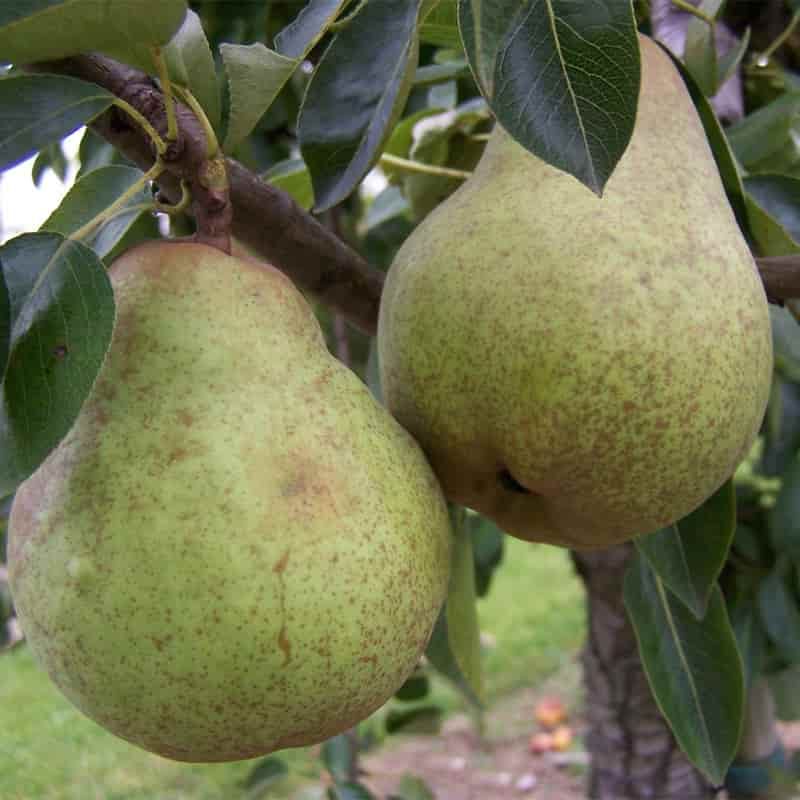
9 241 451 761
378 36 772 549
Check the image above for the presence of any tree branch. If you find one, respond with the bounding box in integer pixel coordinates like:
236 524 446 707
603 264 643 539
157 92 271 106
31 54 383 336
25 54 800 335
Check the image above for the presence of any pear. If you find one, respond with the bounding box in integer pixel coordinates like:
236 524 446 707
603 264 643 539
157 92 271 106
377 36 773 549
9 241 451 761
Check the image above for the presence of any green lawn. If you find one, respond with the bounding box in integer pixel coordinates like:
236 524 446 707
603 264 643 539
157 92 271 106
1 539 584 799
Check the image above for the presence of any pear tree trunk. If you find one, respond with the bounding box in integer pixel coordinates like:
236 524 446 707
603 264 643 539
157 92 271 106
571 545 716 800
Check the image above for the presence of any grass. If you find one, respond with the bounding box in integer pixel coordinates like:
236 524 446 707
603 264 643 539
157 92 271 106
0 538 584 799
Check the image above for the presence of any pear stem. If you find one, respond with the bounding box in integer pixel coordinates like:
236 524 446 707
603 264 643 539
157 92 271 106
70 160 164 244
760 11 800 62
379 153 472 180
670 0 716 27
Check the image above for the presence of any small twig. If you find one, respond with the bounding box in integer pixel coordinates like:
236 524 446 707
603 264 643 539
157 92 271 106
111 97 167 155
380 153 472 180
759 11 800 62
172 84 219 159
670 0 716 26
152 47 179 143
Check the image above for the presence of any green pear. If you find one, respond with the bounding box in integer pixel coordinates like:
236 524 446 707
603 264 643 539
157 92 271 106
9 241 451 761
377 36 773 549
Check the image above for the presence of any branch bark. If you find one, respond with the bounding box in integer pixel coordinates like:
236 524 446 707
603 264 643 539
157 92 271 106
27 53 800 336
31 54 384 336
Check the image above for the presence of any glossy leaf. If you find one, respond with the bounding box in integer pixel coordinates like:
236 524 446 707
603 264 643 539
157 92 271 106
0 75 113 172
726 92 800 172
243 756 288 790
768 457 800 560
0 0 186 65
745 175 800 249
624 552 744 784
636 481 735 618
163 10 220 131
758 564 800 663
299 0 421 210
0 233 115 496
41 165 152 258
459 0 640 195
419 0 460 48
220 43 297 154
683 0 722 97
263 158 314 211
274 0 349 59
425 506 483 707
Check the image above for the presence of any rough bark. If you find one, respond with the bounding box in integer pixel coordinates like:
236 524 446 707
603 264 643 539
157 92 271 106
572 545 717 800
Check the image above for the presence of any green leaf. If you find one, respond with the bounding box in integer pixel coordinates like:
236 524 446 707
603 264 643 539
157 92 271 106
41 165 152 258
77 128 122 180
458 0 640 195
220 43 298 154
771 306 800 383
636 481 735 618
726 92 800 172
425 506 483 707
624 552 744 784
388 774 436 800
0 233 115 497
683 0 722 97
758 563 800 663
32 142 68 186
263 158 314 211
768 457 800 560
729 599 766 690
465 511 504 598
0 0 186 65
163 10 220 132
769 663 800 720
0 75 113 172
321 734 358 784
744 175 800 253
0 268 9 379
362 186 411 233
275 0 349 59
299 0 421 211
394 672 430 702
717 26 750 88
243 756 288 791
327 783 377 800
419 0 460 48
384 704 443 735
414 59 470 88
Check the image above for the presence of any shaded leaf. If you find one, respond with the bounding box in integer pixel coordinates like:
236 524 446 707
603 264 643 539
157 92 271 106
459 0 640 195
263 158 314 211
243 756 288 791
299 0 421 210
32 142 68 186
771 306 800 383
363 186 411 233
758 564 800 663
0 233 115 496
275 0 349 59
0 268 9 379
465 511 504 598
636 480 735 618
394 672 430 702
745 175 800 250
0 0 186 65
624 552 744 784
717 26 750 88
327 783 376 800
768 457 800 561
163 10 220 132
729 599 766 690
419 0 460 48
769 664 800 721
77 128 124 179
220 43 297 154
41 165 152 258
0 75 113 172
321 734 358 784
425 506 483 707
726 92 800 172
683 0 722 97
385 704 443 735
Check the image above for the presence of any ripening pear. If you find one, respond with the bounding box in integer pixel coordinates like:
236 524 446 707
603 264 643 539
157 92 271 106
9 241 452 762
377 35 773 549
